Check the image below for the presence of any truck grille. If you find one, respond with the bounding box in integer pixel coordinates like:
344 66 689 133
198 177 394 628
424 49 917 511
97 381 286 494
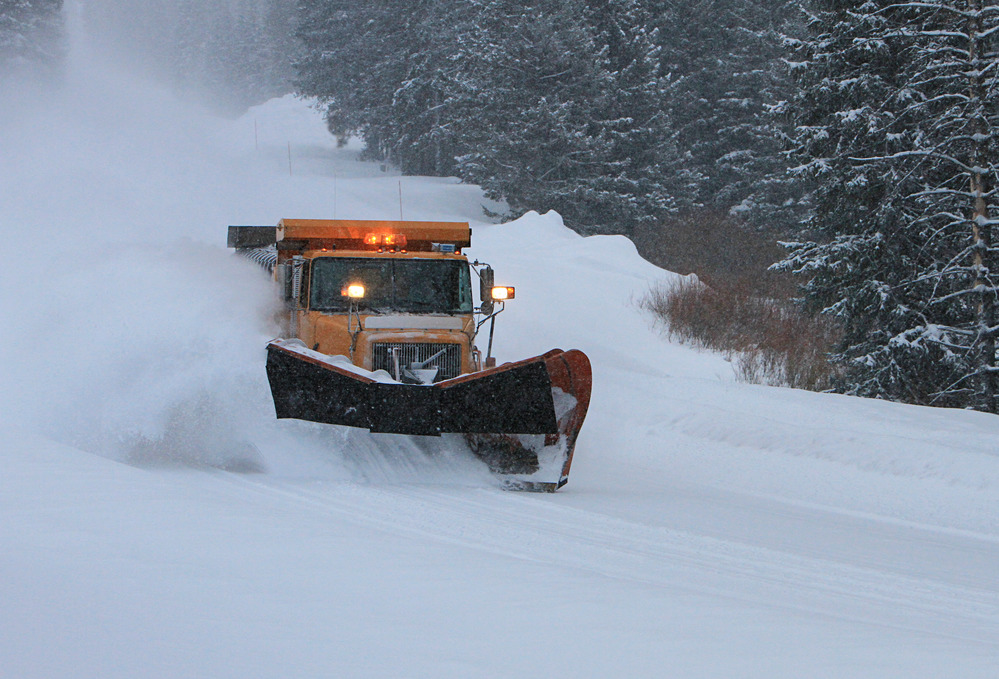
372 343 462 382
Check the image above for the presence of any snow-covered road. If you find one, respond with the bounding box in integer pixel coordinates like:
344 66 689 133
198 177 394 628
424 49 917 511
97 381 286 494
4 425 997 678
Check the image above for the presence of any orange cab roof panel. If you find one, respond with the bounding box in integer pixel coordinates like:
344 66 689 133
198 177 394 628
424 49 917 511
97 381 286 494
277 219 471 249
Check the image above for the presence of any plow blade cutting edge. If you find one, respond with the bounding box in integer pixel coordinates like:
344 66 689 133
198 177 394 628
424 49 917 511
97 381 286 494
265 340 592 490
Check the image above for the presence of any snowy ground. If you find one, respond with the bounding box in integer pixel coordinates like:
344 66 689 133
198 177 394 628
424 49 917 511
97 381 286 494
2 16 999 679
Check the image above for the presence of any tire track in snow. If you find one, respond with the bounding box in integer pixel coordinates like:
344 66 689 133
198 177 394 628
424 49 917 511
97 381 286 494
221 474 999 646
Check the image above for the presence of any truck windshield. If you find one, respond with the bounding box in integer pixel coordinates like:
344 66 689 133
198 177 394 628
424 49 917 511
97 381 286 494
310 257 473 314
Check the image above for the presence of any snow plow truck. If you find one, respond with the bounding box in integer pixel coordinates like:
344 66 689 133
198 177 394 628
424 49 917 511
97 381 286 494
228 219 591 490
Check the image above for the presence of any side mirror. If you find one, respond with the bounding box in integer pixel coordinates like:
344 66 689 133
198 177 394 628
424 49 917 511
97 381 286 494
479 266 495 316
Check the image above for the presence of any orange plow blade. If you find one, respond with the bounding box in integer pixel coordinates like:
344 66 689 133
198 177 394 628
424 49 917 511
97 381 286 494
465 349 591 491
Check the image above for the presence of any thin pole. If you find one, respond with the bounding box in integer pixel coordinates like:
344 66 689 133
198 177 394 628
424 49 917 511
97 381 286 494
486 315 497 364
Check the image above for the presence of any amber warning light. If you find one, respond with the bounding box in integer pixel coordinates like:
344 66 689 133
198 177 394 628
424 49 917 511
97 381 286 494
364 233 407 250
491 286 515 301
342 284 366 299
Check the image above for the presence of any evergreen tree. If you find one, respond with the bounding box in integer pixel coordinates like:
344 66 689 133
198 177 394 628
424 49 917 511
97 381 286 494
171 0 296 112
80 0 295 112
779 0 999 411
364 1 473 176
0 0 63 70
297 1 478 176
453 0 637 233
900 0 999 411
297 0 423 161
650 0 800 229
296 0 682 235
579 0 683 233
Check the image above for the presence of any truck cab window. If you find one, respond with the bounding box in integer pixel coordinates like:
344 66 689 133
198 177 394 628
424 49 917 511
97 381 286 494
310 257 472 314
393 260 473 313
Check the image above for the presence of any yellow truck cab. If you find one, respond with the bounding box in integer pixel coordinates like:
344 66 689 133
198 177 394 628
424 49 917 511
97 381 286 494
275 219 481 382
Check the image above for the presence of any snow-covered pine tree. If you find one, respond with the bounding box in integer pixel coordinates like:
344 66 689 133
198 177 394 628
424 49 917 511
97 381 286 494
363 1 475 176
170 0 294 112
295 0 363 140
173 0 223 97
79 0 294 111
296 0 432 168
576 0 681 234
296 0 683 235
779 0 953 405
452 0 620 232
256 0 299 101
0 0 63 70
780 0 999 411
649 0 800 229
220 0 297 107
893 0 999 411
454 0 680 234
296 0 454 174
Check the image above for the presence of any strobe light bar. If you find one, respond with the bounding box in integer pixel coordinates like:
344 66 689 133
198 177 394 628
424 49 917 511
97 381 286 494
276 220 470 254
364 233 408 251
